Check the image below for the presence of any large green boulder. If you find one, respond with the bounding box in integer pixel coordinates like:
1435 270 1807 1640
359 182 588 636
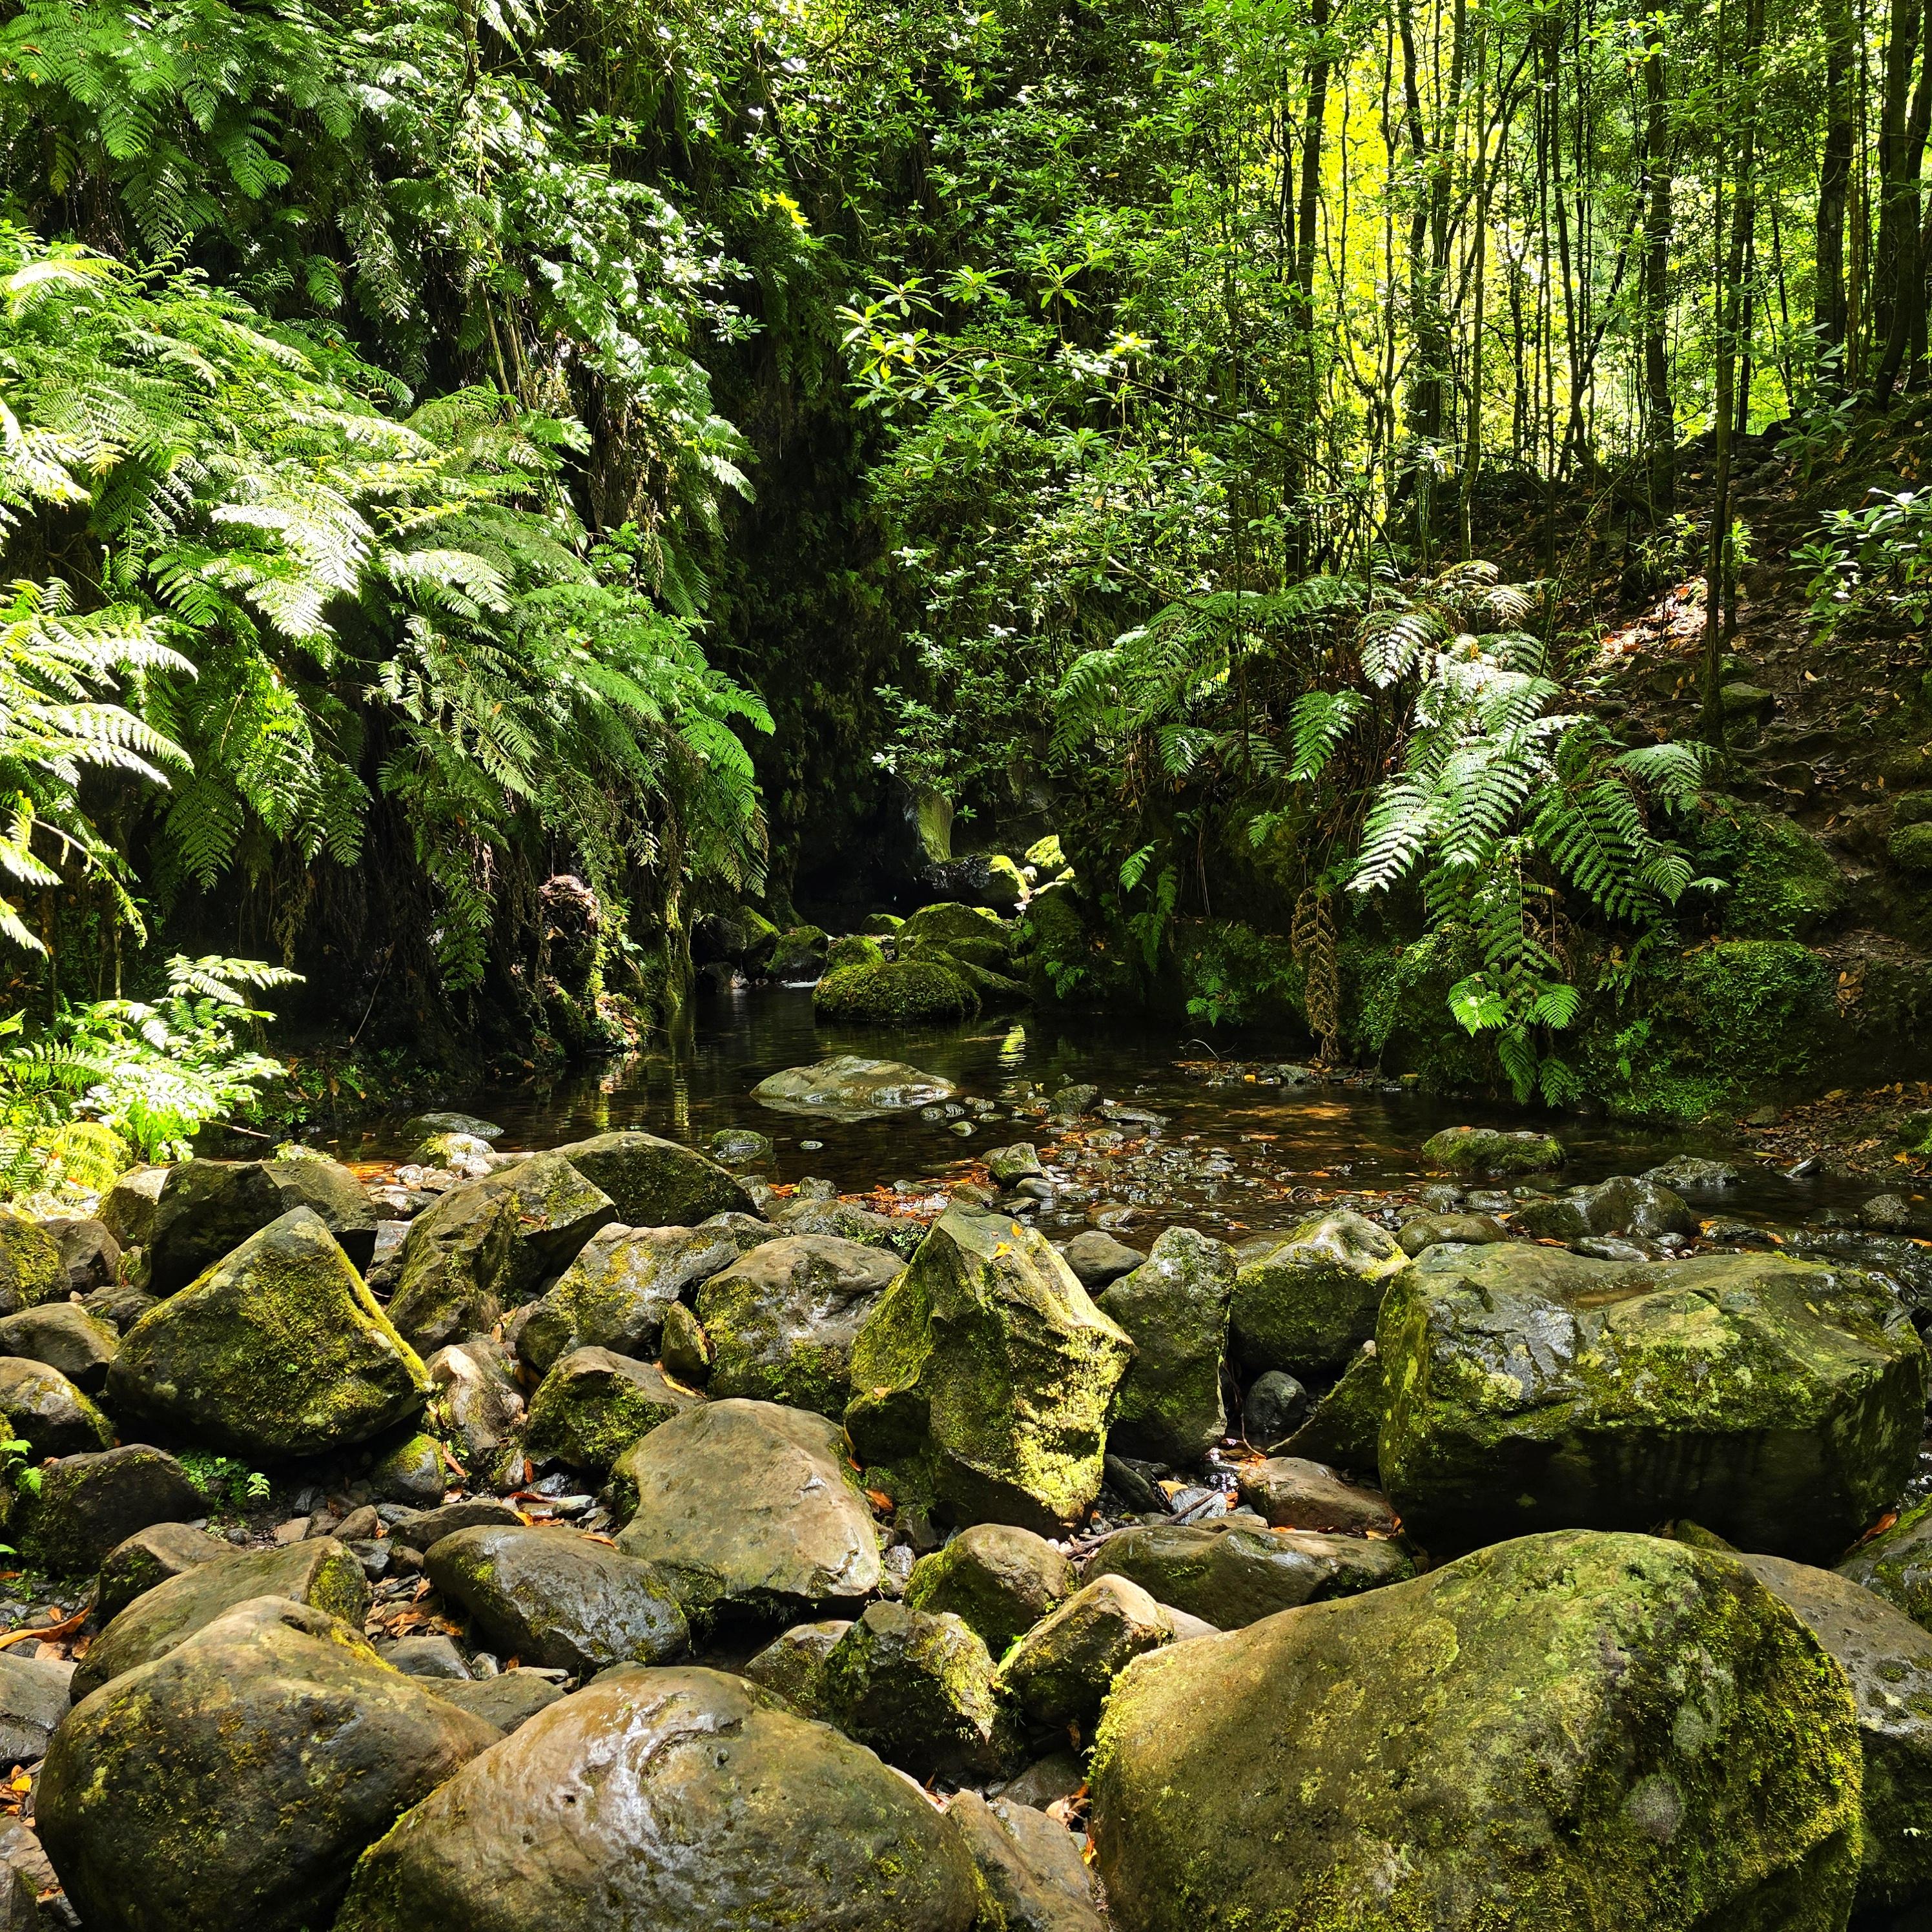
107 1208 431 1461
522 1347 701 1472
424 1523 688 1675
612 1398 881 1618
147 1156 378 1291
41 1596 499 1932
903 901 1011 949
752 1054 956 1118
844 1206 1134 1534
333 1666 980 1932
0 1211 61 1314
15 1443 205 1576
1421 1125 1565 1178
513 1222 741 1375
387 1153 615 1350
74 1536 372 1699
1089 1530 1864 1932
825 932 887 972
768 923 829 978
549 1129 752 1226
1096 1227 1235 1465
902 1521 1073 1656
994 1573 1185 1728
1229 1209 1407 1379
1379 1245 1928 1560
696 1233 901 1416
693 903 781 971
815 958 978 1023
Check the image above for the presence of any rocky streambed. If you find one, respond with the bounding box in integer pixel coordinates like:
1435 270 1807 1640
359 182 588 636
0 1059 1930 1927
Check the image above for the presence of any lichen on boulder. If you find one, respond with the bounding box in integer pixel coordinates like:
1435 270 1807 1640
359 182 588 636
0 1211 61 1315
548 1130 752 1227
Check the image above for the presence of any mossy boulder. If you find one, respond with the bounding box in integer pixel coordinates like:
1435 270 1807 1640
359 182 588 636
1838 1495 1932 1624
96 1166 168 1251
514 1222 740 1375
95 1521 230 1622
1096 1227 1235 1464
107 1208 431 1461
1379 1245 1929 1560
17 1443 205 1576
0 1211 61 1315
995 1573 1182 1728
1229 1210 1410 1379
611 1398 881 1618
946 1793 1104 1932
0 1355 111 1457
387 1153 615 1350
752 1054 956 1117
523 1347 701 1473
333 1666 980 1932
367 1430 446 1505
550 1129 752 1227
1279 1345 1386 1472
903 901 1012 948
815 1600 1020 1779
774 1195 921 1255
41 1596 499 1932
1085 1519 1412 1629
696 1234 900 1416
424 1339 525 1471
659 1301 713 1384
1421 1125 1565 1177
741 1618 851 1709
902 1521 1074 1656
816 958 978 1023
768 923 830 978
1089 1530 1864 1932
1728 810 1847 938
845 1206 1134 1534
424 1523 688 1675
693 904 780 971
825 932 887 972
0 1300 117 1390
1891 821 1932 874
74 1536 372 1699
1513 1173 1698 1240
147 1156 378 1292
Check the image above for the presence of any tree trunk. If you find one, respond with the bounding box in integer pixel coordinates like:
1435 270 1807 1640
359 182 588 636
1816 0 1855 383
1641 25 1676 519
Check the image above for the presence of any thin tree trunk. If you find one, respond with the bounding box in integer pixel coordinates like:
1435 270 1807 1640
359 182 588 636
1816 0 1856 384
1641 23 1675 519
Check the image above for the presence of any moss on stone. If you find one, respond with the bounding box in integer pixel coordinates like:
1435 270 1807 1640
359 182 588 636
1421 1125 1565 1178
1279 1347 1387 1474
1229 1211 1408 1379
1727 812 1846 938
1891 821 1932 874
523 1348 699 1473
901 901 1009 947
824 932 887 972
814 960 978 1023
0 1211 62 1314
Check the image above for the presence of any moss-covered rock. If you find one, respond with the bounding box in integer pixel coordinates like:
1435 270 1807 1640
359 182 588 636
95 1521 229 1623
1234 1455 1396 1533
1838 1494 1932 1625
1229 1211 1409 1380
901 1522 1073 1656
815 1600 1020 1778
659 1301 714 1385
845 1206 1133 1534
550 1129 752 1227
0 1355 111 1457
367 1430 446 1505
1421 1125 1565 1177
949 1791 1105 1932
424 1523 688 1674
15 1443 203 1577
774 1195 921 1255
768 923 830 978
815 958 978 1023
1279 1346 1386 1473
752 1054 956 1117
41 1596 498 1932
1089 1530 1864 1932
0 1211 61 1315
333 1666 980 1932
1096 1227 1234 1464
147 1156 378 1292
903 901 1012 949
108 1208 431 1461
1379 1245 1929 1559
823 932 887 974
693 904 780 971
994 1573 1179 1727
0 1300 117 1390
741 1618 851 1710
696 1234 900 1416
1514 1173 1697 1240
1891 821 1932 874
1727 810 1847 938
523 1347 701 1473
96 1166 168 1251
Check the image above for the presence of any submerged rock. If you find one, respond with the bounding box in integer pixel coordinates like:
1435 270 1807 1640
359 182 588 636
1089 1530 1862 1932
1229 1210 1409 1377
334 1666 981 1931
146 1156 378 1291
1421 1125 1566 1178
903 1522 1074 1656
1379 1244 1928 1560
549 1129 753 1228
108 1208 430 1461
752 1054 958 1118
514 1222 741 1374
845 1205 1133 1534
1096 1227 1235 1465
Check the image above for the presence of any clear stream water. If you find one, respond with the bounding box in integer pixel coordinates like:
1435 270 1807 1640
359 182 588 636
332 987 1860 1240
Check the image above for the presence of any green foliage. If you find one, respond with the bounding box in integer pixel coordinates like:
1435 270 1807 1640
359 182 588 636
178 1449 271 1514
1798 489 1932 632
1174 921 1306 1030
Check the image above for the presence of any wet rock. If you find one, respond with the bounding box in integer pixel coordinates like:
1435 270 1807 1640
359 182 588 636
985 1144 1045 1188
1864 1192 1919 1232
1056 1229 1142 1290
710 1127 775 1170
550 1129 752 1228
1103 1454 1168 1514
1421 1125 1565 1179
697 1234 900 1416
0 1355 110 1457
996 1573 1182 1728
1396 1210 1508 1257
1045 1083 1101 1123
74 1536 371 1699
1279 1346 1385 1472
1233 1456 1395 1533
1839 1496 1932 1625
0 1301 116 1392
741 1618 851 1708
752 1054 958 1119
1229 1210 1409 1377
423 1667 565 1732
383 1633 471 1679
333 1665 980 1932
1514 1173 1697 1241
96 1167 167 1251
903 1522 1074 1656
774 1195 921 1255
1089 1530 1861 1932
387 1152 615 1351
816 1600 1019 1778
524 1347 701 1473
1240 1368 1309 1448
949 1791 1104 1932
0 1213 60 1315
694 905 780 972
147 1156 378 1291
845 1206 1132 1535
426 1523 688 1674
514 1222 740 1374
96 1520 230 1621
384 1497 523 1552
613 1398 881 1618
1379 1244 1928 1561
403 1112 502 1142
108 1208 430 1460
41 1596 499 1932
1096 1228 1234 1466
1645 1155 1742 1193
17 1444 203 1576
368 1430 446 1505
1574 1235 1650 1260
424 1339 524 1469
39 1217 120 1295
82 1282 158 1330
0 1651 69 1765
1085 1519 1411 1629
659 1300 714 1384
